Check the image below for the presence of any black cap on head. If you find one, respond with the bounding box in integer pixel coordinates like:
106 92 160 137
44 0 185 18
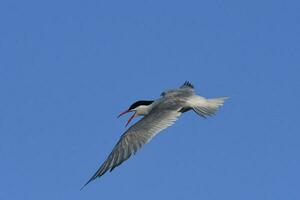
129 100 154 110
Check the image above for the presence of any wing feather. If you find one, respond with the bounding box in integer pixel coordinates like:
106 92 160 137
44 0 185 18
81 108 181 189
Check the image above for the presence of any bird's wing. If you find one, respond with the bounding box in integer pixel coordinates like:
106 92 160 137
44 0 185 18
161 81 194 97
180 81 194 89
82 108 181 189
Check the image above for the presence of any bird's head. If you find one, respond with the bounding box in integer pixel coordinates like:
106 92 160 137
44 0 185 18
118 100 154 127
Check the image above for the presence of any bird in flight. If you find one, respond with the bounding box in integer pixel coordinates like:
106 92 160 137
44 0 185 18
81 81 227 189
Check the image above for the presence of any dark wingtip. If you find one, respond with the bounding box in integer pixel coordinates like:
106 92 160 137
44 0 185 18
80 162 109 190
80 178 93 191
182 81 194 89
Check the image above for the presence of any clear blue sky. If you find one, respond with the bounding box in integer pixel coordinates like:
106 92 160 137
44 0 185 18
0 0 299 199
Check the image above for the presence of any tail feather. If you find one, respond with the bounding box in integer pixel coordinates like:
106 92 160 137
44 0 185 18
192 97 228 117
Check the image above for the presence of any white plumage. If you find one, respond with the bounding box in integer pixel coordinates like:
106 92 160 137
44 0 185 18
81 81 227 189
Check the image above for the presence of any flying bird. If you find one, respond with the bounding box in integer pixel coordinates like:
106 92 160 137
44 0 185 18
81 81 227 189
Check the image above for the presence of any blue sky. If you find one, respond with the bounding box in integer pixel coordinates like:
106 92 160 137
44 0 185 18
0 0 299 199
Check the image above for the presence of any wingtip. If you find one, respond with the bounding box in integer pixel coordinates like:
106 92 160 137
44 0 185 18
80 176 95 191
80 185 86 191
181 81 194 89
80 181 90 191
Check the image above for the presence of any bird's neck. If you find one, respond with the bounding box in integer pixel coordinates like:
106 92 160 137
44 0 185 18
135 104 154 116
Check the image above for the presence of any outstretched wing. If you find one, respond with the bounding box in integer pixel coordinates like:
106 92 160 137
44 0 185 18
81 108 181 189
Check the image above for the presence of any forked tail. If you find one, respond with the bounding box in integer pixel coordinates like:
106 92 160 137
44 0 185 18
192 97 228 118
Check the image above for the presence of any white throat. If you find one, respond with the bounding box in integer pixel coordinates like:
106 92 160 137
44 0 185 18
134 104 153 116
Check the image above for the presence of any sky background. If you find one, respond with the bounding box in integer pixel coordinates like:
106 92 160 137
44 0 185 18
0 0 299 199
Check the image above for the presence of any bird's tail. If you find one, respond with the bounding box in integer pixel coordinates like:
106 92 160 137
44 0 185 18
192 96 228 118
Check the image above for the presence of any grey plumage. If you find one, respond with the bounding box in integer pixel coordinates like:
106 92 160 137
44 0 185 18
81 81 227 189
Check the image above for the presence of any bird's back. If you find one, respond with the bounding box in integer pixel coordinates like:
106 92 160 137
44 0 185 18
157 83 195 112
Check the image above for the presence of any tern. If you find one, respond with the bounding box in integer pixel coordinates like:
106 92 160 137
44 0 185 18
81 81 227 189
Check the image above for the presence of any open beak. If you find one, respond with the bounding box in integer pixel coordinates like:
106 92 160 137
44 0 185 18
117 109 136 127
117 110 130 118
